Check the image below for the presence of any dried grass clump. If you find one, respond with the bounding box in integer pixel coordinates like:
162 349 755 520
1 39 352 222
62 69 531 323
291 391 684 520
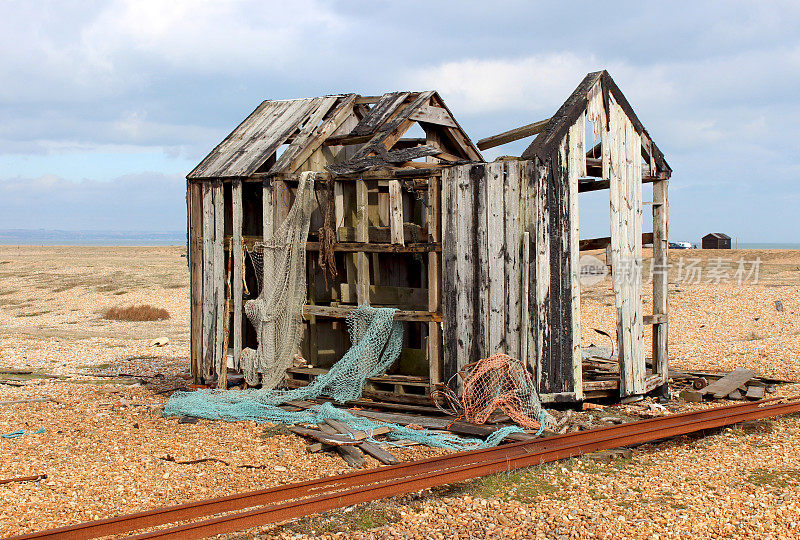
103 305 170 322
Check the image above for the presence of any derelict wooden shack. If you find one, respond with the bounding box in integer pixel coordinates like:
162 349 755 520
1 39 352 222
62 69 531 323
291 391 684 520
186 70 672 404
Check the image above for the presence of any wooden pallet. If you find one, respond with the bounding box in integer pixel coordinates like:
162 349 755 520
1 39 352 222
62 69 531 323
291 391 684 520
285 367 433 406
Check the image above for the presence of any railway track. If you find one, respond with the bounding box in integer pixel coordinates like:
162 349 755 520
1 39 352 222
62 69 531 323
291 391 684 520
11 398 800 540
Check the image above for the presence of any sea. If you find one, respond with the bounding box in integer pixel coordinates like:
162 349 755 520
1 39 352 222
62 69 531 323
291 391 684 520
0 229 186 246
0 230 798 249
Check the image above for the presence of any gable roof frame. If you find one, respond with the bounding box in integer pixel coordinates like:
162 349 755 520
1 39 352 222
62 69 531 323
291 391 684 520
521 71 671 178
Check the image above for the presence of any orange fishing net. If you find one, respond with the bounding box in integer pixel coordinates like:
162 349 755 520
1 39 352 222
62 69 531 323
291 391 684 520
434 354 555 431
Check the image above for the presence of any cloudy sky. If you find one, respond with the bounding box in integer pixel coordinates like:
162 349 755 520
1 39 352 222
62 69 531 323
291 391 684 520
1 1 798 243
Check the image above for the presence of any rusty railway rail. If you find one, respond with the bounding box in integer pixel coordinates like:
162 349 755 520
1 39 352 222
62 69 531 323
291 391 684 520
10 398 800 540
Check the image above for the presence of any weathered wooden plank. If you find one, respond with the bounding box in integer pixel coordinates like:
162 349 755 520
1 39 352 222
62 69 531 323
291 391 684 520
355 180 370 305
190 98 324 179
486 162 505 355
607 94 646 397
441 166 460 388
326 144 442 176
351 92 410 136
456 165 479 381
566 112 585 399
580 232 654 251
337 223 427 243
702 368 758 399
201 181 215 380
503 161 522 360
273 179 290 228
188 181 203 383
231 180 243 371
746 385 766 400
532 159 551 392
272 95 358 174
520 230 531 369
428 93 483 161
339 284 427 308
476 118 550 151
427 174 442 386
475 164 489 360
388 179 405 245
409 104 458 128
212 181 225 379
302 304 440 322
324 418 399 465
349 91 436 162
652 179 669 390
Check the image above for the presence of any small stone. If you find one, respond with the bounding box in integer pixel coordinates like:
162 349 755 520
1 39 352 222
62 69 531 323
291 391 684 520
274 465 288 472
149 337 170 347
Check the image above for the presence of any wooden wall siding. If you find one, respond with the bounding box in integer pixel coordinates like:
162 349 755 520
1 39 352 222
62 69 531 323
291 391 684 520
562 113 586 399
608 94 645 396
528 148 576 397
441 162 526 392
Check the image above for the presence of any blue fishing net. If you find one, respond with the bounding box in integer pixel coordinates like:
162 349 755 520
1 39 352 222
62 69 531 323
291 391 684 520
165 306 524 450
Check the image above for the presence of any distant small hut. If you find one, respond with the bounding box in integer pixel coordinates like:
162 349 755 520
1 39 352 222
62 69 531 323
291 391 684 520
702 233 731 249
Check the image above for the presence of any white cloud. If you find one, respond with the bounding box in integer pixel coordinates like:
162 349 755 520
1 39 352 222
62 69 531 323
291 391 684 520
404 53 598 115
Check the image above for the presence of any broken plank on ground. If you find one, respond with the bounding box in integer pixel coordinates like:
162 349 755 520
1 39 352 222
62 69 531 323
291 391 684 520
701 368 758 399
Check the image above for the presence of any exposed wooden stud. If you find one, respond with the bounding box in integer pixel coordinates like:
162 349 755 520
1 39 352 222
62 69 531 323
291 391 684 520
476 118 550 151
212 180 225 380
426 175 442 386
652 178 669 395
566 112 585 400
521 231 530 370
232 180 243 372
303 305 440 322
201 181 216 381
388 180 405 245
355 180 370 305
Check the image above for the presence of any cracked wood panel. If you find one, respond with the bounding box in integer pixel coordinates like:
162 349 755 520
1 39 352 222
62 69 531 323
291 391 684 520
608 94 645 396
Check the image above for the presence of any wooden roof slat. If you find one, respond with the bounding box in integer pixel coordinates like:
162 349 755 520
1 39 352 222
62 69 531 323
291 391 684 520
188 99 290 179
349 91 436 161
188 97 336 179
270 95 341 173
350 92 410 137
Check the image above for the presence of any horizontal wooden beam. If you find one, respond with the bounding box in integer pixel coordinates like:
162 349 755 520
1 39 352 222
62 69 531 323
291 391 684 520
246 168 443 182
338 224 428 243
303 304 441 322
644 314 667 325
306 241 440 254
578 174 661 193
355 95 381 105
339 284 427 309
323 133 375 146
476 118 550 151
579 232 654 251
